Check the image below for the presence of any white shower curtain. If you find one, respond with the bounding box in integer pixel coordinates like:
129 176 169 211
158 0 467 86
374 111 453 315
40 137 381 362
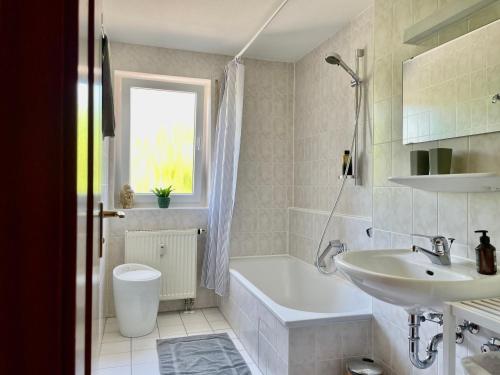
201 59 245 296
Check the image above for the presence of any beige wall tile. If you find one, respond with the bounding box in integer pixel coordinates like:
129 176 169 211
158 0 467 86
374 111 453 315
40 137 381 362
468 132 500 173
438 192 468 244
412 189 438 236
391 141 411 176
374 142 392 186
391 187 413 234
374 187 392 231
374 98 392 144
412 0 438 23
374 55 393 101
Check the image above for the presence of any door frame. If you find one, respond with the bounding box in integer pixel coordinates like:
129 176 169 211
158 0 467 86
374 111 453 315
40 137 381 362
0 1 94 374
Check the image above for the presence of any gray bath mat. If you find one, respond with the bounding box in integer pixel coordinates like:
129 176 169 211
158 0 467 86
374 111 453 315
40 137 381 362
156 333 251 375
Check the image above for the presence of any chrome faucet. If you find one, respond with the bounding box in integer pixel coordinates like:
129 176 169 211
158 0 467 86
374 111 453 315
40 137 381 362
412 234 454 266
316 240 346 268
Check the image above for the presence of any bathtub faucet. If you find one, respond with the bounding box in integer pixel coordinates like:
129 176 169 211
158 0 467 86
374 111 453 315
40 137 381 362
316 240 347 268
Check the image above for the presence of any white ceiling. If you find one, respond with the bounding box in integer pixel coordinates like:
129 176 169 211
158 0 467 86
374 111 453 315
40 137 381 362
103 0 373 62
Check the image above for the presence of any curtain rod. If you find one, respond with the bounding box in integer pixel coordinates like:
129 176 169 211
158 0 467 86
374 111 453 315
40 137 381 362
234 0 290 60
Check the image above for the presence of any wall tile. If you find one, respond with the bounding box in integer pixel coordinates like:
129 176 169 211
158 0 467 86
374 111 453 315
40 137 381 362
374 54 393 101
413 190 438 236
392 141 411 176
374 98 392 144
392 95 404 141
374 187 392 231
438 193 468 245
391 187 412 234
374 142 392 186
468 132 500 174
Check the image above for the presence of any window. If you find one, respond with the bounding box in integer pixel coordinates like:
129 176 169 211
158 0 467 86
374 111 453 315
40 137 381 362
115 72 211 207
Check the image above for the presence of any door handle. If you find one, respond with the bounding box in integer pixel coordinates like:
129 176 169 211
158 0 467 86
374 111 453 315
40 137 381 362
103 210 125 218
98 204 126 258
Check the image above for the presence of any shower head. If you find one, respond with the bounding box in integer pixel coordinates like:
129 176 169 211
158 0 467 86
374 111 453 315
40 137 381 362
325 52 361 86
325 52 342 65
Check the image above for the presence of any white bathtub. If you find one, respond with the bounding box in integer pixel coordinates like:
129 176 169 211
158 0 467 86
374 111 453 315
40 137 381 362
229 255 372 327
220 255 374 374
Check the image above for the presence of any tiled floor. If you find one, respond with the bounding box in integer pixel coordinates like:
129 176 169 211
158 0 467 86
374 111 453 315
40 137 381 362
96 308 262 375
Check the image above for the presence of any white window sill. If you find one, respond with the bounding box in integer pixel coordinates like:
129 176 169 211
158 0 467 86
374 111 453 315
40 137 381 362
114 206 209 211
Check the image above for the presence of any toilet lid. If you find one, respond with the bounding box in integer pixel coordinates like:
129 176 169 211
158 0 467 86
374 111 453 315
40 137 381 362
118 269 161 281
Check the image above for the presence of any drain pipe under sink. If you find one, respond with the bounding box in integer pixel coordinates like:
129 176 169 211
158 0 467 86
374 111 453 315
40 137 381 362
408 314 443 369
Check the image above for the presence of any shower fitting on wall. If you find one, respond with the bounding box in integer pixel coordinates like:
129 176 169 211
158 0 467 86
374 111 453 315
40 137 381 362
325 51 363 87
315 49 364 275
325 49 364 184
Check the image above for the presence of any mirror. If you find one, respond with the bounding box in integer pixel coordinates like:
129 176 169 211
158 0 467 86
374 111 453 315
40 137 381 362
402 19 500 144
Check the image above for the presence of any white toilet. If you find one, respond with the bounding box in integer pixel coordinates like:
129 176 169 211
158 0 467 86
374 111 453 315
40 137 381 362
113 263 161 337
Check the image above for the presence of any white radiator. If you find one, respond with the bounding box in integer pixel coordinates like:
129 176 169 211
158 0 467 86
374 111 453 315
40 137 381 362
125 229 198 301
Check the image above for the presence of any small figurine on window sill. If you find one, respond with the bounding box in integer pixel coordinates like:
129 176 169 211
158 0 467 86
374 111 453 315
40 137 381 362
119 184 135 209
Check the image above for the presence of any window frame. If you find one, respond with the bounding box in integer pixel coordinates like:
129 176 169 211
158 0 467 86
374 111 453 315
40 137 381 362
114 71 211 208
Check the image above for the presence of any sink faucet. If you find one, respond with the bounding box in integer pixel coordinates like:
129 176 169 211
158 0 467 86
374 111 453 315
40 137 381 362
316 240 346 268
412 234 454 266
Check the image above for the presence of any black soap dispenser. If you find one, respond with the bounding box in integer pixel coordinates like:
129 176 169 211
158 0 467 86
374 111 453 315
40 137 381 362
475 230 497 275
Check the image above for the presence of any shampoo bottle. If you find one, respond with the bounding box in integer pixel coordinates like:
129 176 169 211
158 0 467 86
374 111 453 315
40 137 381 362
342 150 353 176
475 230 497 275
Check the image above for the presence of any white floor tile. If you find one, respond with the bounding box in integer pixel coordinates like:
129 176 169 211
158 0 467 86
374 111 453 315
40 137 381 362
131 349 158 365
209 320 231 330
158 332 188 339
180 310 204 317
131 338 157 352
133 327 159 340
184 321 212 333
132 362 160 375
98 352 131 369
202 308 225 322
158 325 186 338
95 366 130 375
187 330 213 336
180 311 208 324
102 331 130 343
104 318 120 333
157 312 182 327
100 340 131 355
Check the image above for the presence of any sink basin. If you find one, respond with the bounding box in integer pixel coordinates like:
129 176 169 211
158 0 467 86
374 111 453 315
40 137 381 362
335 249 500 313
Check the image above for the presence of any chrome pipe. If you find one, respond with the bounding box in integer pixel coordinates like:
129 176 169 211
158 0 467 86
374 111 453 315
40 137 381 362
408 314 442 369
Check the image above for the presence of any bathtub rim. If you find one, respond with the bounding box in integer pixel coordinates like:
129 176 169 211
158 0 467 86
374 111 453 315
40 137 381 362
228 254 372 328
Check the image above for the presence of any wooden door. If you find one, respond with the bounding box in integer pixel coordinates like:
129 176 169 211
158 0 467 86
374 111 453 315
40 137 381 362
0 0 88 375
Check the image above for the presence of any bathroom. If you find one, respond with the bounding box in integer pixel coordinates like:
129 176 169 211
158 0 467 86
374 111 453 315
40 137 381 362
4 0 500 375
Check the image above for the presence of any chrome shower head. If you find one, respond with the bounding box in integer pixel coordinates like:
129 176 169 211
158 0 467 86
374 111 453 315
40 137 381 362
325 52 361 85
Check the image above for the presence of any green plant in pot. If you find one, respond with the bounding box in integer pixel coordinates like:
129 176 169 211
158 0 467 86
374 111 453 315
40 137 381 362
152 186 174 208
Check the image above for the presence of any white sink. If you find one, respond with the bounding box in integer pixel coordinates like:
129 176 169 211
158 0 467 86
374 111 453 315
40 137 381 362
335 249 500 313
